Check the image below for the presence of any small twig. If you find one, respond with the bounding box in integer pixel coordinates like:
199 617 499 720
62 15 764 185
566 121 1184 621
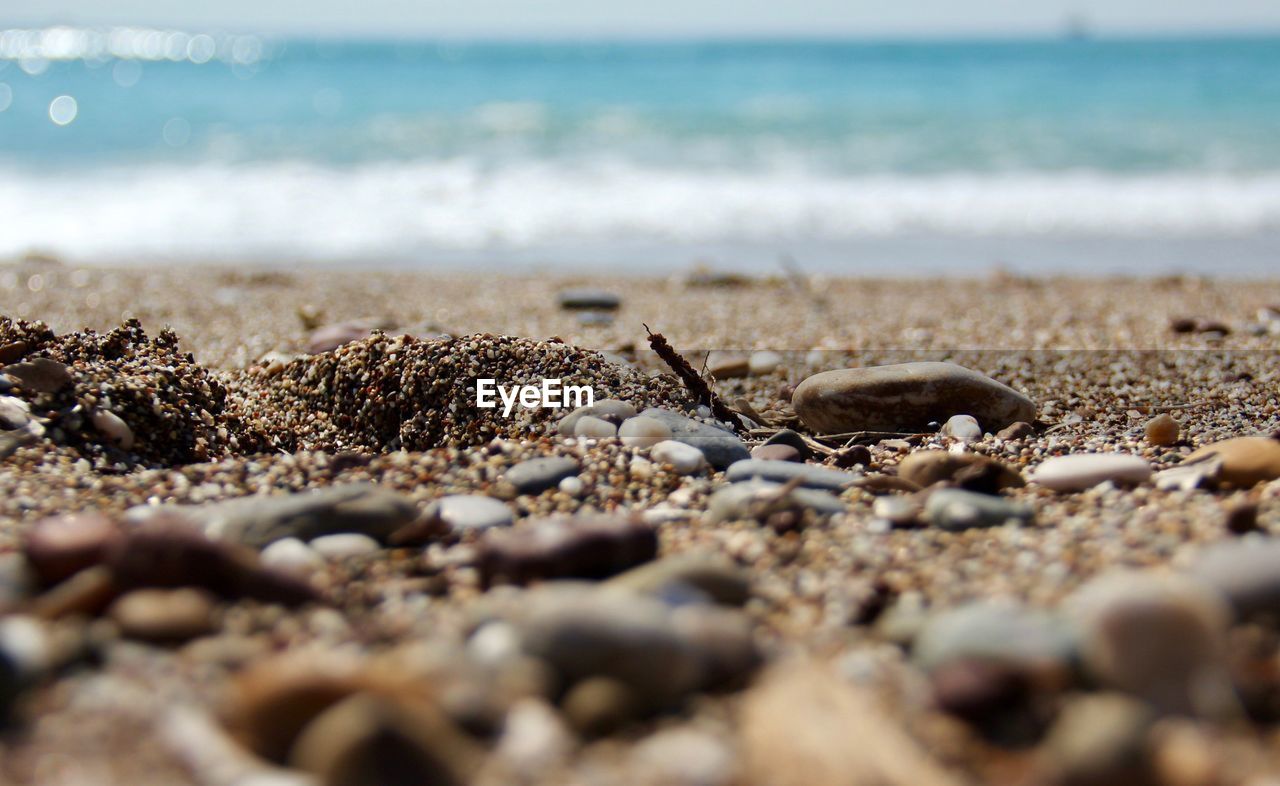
644 325 748 432
813 430 925 445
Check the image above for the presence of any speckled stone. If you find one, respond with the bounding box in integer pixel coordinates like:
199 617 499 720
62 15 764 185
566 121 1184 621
792 361 1036 434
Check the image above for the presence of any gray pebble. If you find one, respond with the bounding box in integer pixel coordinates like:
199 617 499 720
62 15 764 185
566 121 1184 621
428 495 514 533
724 458 858 490
639 408 750 470
924 488 1034 530
504 457 580 495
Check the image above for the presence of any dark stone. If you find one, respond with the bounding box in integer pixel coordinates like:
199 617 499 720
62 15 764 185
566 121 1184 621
503 457 579 495
761 428 811 459
557 289 621 311
477 515 657 588
3 358 72 393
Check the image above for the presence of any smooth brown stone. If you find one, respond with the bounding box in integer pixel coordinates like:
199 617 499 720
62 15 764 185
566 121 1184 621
1144 414 1180 447
108 588 217 642
897 451 1024 493
1184 437 1280 487
3 358 72 393
793 362 1035 435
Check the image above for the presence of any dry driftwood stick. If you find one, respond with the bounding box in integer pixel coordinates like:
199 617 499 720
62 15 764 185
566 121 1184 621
644 325 748 433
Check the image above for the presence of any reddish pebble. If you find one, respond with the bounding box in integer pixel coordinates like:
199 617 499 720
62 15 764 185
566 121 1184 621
23 513 121 586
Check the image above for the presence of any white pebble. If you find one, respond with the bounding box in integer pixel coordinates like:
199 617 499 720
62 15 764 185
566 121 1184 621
1031 453 1153 492
748 350 783 375
260 538 324 575
941 414 983 443
91 408 134 450
618 416 672 448
651 440 707 475
309 533 380 559
574 416 618 439
558 475 584 497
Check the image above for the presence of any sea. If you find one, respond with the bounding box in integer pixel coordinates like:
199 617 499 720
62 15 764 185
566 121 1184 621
1 29 1279 275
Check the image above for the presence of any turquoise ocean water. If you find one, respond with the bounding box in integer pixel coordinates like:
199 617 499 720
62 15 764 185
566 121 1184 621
2 30 1279 273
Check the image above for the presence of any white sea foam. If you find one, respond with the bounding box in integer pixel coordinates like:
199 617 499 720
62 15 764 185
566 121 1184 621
3 159 1280 264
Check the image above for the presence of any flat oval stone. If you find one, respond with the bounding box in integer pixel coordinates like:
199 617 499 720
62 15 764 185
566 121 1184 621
1184 436 1280 487
925 488 1034 530
130 484 419 549
792 362 1035 435
3 358 72 394
24 513 121 586
109 588 217 642
724 459 858 490
617 416 671 448
557 289 621 311
707 481 845 523
1030 454 1152 492
504 457 580 495
639 408 749 470
650 440 706 475
260 537 326 575
913 601 1076 674
748 350 783 376
573 416 617 439
428 495 513 533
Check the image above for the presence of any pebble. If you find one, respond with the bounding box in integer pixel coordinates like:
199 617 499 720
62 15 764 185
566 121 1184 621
724 458 858 490
289 692 479 786
924 489 1034 530
23 512 122 586
503 457 580 495
557 475 584 497
1029 453 1153 492
761 428 812 460
426 494 514 533
996 421 1035 441
0 395 31 430
1066 571 1236 716
260 538 326 575
557 289 621 311
706 480 845 523
750 443 801 462
0 616 49 718
912 601 1076 674
1184 436 1280 487
896 451 1023 493
939 414 982 443
309 533 381 560
476 515 658 587
1040 694 1155 786
618 416 672 448
573 416 618 439
108 588 217 642
791 361 1036 434
131 484 419 549
509 584 756 710
557 399 637 435
748 350 783 376
639 408 750 470
650 440 706 475
1187 538 1280 619
607 554 752 606
561 677 637 736
1145 413 1180 446
3 357 72 393
91 408 135 450
871 496 922 528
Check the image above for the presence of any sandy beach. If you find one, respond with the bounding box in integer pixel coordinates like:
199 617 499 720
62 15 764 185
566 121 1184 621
2 260 1280 785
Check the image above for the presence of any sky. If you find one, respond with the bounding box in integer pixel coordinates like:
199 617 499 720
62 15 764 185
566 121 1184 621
4 0 1280 38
